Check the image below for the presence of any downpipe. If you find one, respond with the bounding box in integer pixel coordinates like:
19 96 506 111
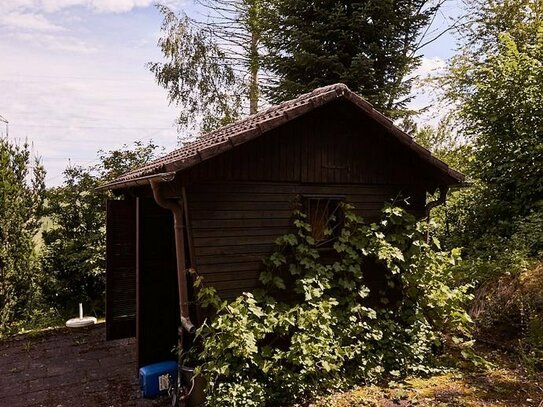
150 180 195 334
150 180 195 406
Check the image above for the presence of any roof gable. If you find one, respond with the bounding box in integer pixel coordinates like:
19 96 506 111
100 83 464 190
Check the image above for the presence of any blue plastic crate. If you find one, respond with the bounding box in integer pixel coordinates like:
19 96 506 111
139 360 178 398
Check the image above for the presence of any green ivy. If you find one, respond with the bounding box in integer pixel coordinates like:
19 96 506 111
187 204 473 406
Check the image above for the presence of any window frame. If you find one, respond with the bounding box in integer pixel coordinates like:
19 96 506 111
303 195 345 248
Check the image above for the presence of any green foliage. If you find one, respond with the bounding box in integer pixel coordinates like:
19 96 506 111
0 138 47 334
412 121 476 253
187 205 473 406
263 0 442 118
96 141 162 182
460 32 543 221
456 0 543 59
152 0 447 122
440 9 543 271
149 4 241 135
41 166 106 316
424 1 543 371
41 141 160 318
413 120 473 176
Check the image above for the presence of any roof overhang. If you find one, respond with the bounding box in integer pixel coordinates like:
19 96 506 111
95 171 176 192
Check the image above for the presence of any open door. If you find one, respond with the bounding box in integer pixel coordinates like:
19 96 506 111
137 198 179 368
106 199 137 340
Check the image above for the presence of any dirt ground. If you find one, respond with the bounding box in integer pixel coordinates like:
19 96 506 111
311 346 543 407
0 323 170 407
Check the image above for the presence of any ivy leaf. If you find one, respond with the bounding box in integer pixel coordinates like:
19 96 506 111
269 252 286 267
260 271 273 285
321 361 332 372
358 287 370 299
273 276 286 289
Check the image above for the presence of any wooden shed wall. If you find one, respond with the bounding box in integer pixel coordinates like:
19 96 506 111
168 100 435 301
185 182 425 300
106 199 137 340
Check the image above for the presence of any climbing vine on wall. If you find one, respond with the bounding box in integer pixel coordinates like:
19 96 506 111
187 204 474 407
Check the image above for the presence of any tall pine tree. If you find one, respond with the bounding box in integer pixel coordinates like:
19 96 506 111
264 0 442 118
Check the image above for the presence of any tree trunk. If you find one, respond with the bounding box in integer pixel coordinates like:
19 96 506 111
249 26 260 114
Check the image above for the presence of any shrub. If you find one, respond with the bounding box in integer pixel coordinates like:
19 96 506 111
471 262 543 373
186 205 473 406
0 138 47 335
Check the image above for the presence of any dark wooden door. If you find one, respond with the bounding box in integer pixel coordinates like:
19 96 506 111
106 199 137 340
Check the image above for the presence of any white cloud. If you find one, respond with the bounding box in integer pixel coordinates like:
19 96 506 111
0 0 185 48
0 11 65 32
0 28 179 186
87 0 155 13
0 1 182 14
8 32 97 53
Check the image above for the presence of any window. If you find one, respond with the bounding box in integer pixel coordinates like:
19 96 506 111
305 197 344 247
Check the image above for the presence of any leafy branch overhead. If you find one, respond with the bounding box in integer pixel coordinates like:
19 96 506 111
149 4 242 135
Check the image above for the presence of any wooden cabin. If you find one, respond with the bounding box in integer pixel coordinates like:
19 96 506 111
99 83 464 368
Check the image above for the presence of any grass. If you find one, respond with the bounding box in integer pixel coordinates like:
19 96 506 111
310 346 543 407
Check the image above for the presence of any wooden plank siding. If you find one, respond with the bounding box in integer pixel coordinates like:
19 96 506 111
173 100 444 189
161 101 434 303
124 100 439 306
185 182 425 301
105 199 137 340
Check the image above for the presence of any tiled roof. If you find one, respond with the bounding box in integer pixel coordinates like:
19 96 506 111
100 83 464 190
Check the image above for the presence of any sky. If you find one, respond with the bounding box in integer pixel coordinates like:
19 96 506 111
0 0 462 186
